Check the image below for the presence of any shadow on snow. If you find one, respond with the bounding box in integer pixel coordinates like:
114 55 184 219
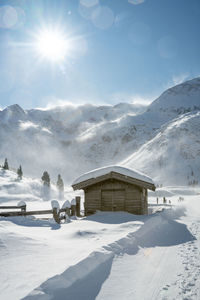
0 216 61 230
22 206 195 300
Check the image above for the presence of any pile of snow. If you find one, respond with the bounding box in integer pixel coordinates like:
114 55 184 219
22 200 196 300
51 200 60 210
62 200 71 209
73 165 154 185
17 200 26 207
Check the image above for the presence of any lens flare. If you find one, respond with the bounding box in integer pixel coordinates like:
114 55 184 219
35 29 70 62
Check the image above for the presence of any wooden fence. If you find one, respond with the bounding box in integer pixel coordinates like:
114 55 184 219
0 197 81 224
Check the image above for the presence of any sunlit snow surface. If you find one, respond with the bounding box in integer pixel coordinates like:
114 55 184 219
73 165 154 185
0 169 200 300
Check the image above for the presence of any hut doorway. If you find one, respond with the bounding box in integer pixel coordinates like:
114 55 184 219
101 189 125 211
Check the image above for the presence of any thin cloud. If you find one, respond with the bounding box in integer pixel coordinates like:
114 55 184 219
131 96 154 106
37 93 156 111
37 97 111 111
172 73 190 85
163 73 190 91
111 92 155 106
128 0 145 5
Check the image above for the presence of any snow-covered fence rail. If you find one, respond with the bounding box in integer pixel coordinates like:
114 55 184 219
0 207 69 223
0 203 26 213
0 197 81 224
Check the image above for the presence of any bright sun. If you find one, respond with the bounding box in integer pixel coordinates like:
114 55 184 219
35 29 69 62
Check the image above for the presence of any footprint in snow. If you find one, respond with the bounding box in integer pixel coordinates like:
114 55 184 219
187 282 195 287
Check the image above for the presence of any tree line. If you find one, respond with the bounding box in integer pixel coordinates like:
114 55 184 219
1 158 64 192
41 171 64 192
1 158 23 179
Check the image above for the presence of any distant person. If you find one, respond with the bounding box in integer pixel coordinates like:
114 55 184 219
3 158 9 170
17 165 23 180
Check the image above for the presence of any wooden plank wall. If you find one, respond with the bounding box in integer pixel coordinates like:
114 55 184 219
85 185 101 215
84 179 148 215
125 183 142 214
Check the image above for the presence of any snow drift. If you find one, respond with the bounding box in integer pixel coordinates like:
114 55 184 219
22 207 194 300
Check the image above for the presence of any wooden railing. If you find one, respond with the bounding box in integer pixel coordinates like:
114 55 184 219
0 204 26 213
0 197 81 224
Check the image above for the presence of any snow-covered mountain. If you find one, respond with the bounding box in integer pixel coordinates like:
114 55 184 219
123 111 200 185
0 102 147 182
148 77 200 114
0 77 200 184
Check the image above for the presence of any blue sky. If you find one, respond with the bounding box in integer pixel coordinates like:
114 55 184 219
0 0 200 108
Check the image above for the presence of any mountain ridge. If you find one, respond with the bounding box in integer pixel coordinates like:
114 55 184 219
0 77 200 184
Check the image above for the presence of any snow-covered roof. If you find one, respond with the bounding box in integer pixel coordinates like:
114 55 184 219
72 165 154 187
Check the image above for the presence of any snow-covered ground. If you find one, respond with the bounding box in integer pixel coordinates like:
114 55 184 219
0 170 200 300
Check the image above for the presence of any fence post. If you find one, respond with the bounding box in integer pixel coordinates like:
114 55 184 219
21 205 26 212
75 196 81 217
71 205 76 216
52 208 60 224
65 207 71 217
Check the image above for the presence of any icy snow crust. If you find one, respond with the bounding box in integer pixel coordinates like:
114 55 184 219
73 165 154 185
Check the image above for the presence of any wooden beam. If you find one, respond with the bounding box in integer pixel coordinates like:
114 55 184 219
0 208 67 218
0 205 26 209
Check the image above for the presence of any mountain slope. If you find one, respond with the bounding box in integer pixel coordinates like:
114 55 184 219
0 77 200 184
0 102 148 181
123 111 200 185
148 77 200 113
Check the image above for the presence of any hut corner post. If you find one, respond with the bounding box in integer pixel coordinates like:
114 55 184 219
71 196 81 217
75 196 81 217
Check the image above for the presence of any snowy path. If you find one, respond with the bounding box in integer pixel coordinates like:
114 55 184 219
97 246 180 300
97 203 200 300
22 197 200 300
1 190 200 300
0 213 142 300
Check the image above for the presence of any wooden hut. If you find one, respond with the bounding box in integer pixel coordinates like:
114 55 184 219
72 166 155 215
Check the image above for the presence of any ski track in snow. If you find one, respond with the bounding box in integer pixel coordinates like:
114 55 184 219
21 196 200 300
97 212 200 300
171 220 200 300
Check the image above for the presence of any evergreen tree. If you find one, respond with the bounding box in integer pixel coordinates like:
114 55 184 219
56 174 64 191
17 165 23 180
41 171 50 186
3 158 9 170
